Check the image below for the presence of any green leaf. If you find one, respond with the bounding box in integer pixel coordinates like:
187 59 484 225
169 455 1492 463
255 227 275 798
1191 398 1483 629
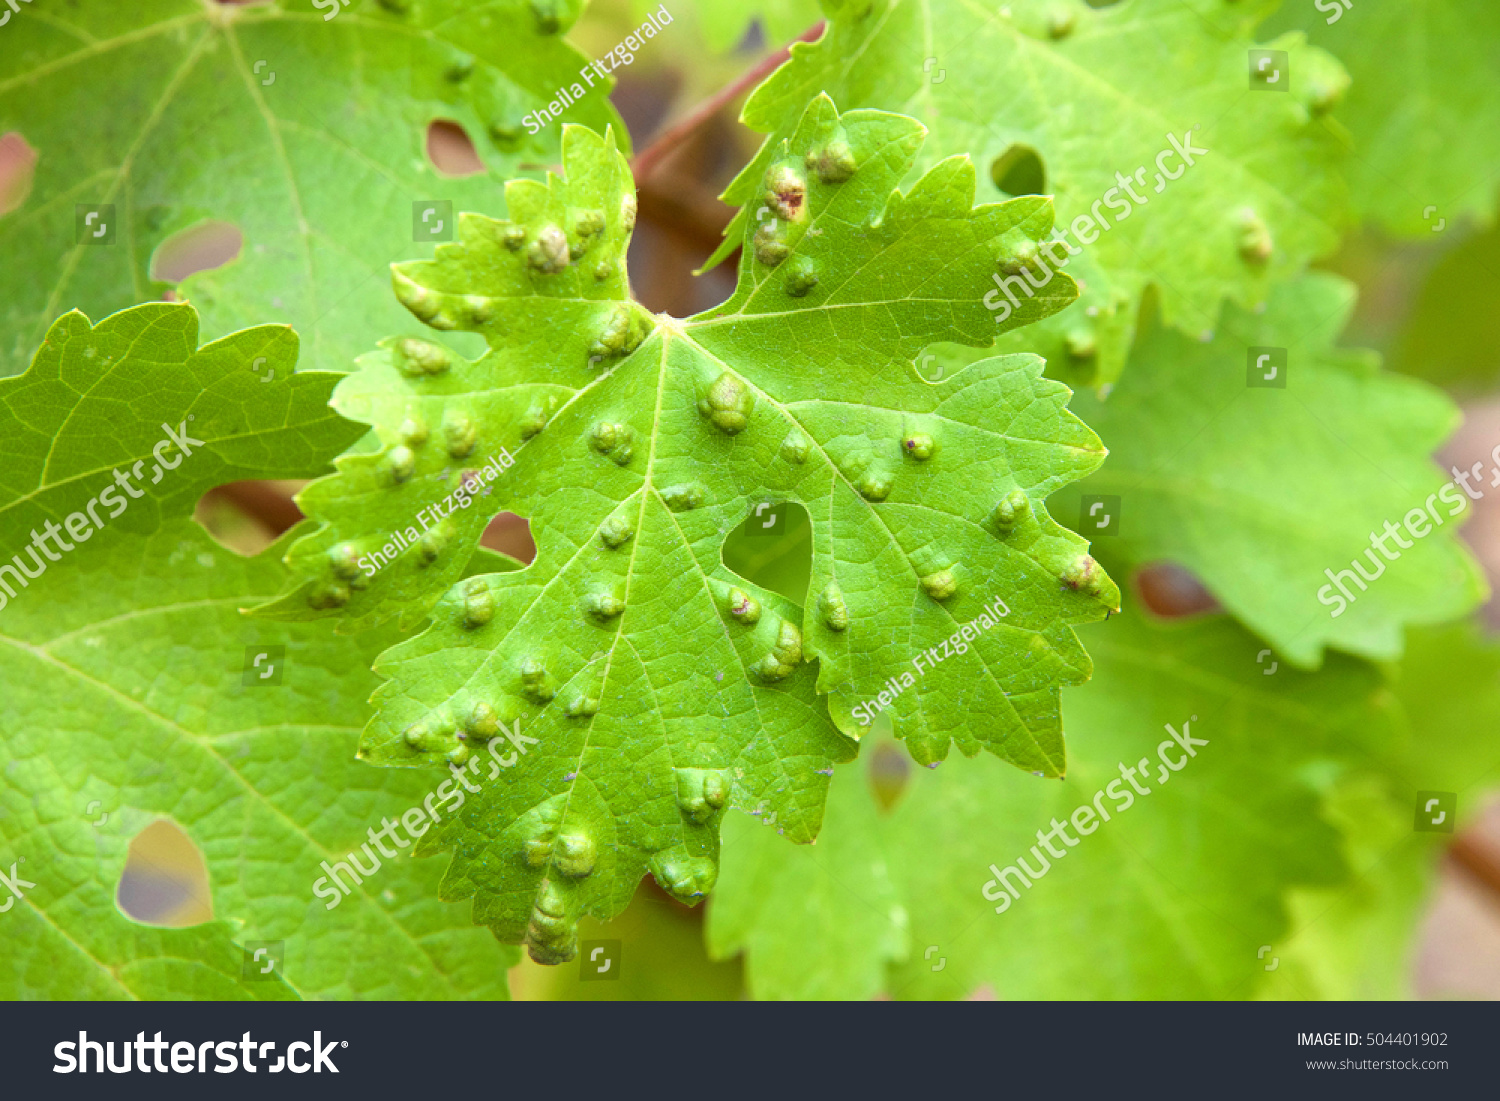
0 305 516 998
252 113 648 630
709 745 905 999
1272 0 1500 235
0 302 363 543
710 0 1350 384
0 0 623 377
709 599 1392 999
1059 274 1485 669
1265 773 1427 1000
0 522 520 1000
1267 619 1500 998
349 98 1117 963
1 836 298 1000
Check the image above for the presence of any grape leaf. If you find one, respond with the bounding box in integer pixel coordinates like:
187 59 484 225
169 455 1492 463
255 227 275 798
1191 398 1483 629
0 302 363 542
0 304 517 998
0 522 521 1000
1265 774 1428 1000
346 98 1118 962
709 597 1392 999
0 0 623 377
709 741 905 999
1 812 298 1000
1269 0 1500 235
1056 273 1486 669
248 336 559 633
1266 619 1500 998
709 0 1350 385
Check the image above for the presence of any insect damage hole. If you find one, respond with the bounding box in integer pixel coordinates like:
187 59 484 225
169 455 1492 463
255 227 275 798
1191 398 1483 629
989 143 1047 198
0 132 37 216
482 512 537 564
195 482 301 557
720 500 811 604
117 820 213 927
427 120 485 177
149 220 243 283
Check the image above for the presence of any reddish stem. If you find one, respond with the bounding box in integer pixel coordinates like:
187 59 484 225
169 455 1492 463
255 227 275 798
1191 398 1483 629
631 21 826 186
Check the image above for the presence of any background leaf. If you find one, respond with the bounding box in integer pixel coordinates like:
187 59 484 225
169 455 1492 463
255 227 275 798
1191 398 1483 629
1058 274 1486 668
710 0 1350 385
710 598 1392 999
1268 0 1500 235
0 304 517 998
0 0 623 377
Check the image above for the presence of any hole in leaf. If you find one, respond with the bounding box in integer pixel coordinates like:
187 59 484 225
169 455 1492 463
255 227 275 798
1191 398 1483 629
427 119 485 178
481 512 537 565
0 132 38 216
720 500 811 604
149 220 243 283
195 481 301 557
117 820 213 927
868 732 910 812
1134 561 1222 619
990 143 1046 197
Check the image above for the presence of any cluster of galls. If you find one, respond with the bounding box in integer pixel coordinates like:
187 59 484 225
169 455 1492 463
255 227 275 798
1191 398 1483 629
401 696 505 770
751 126 862 298
309 542 372 610
522 775 731 966
723 584 803 682
991 487 1107 598
398 559 737 963
393 188 645 362
687 363 1110 618
303 338 485 611
516 796 602 965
